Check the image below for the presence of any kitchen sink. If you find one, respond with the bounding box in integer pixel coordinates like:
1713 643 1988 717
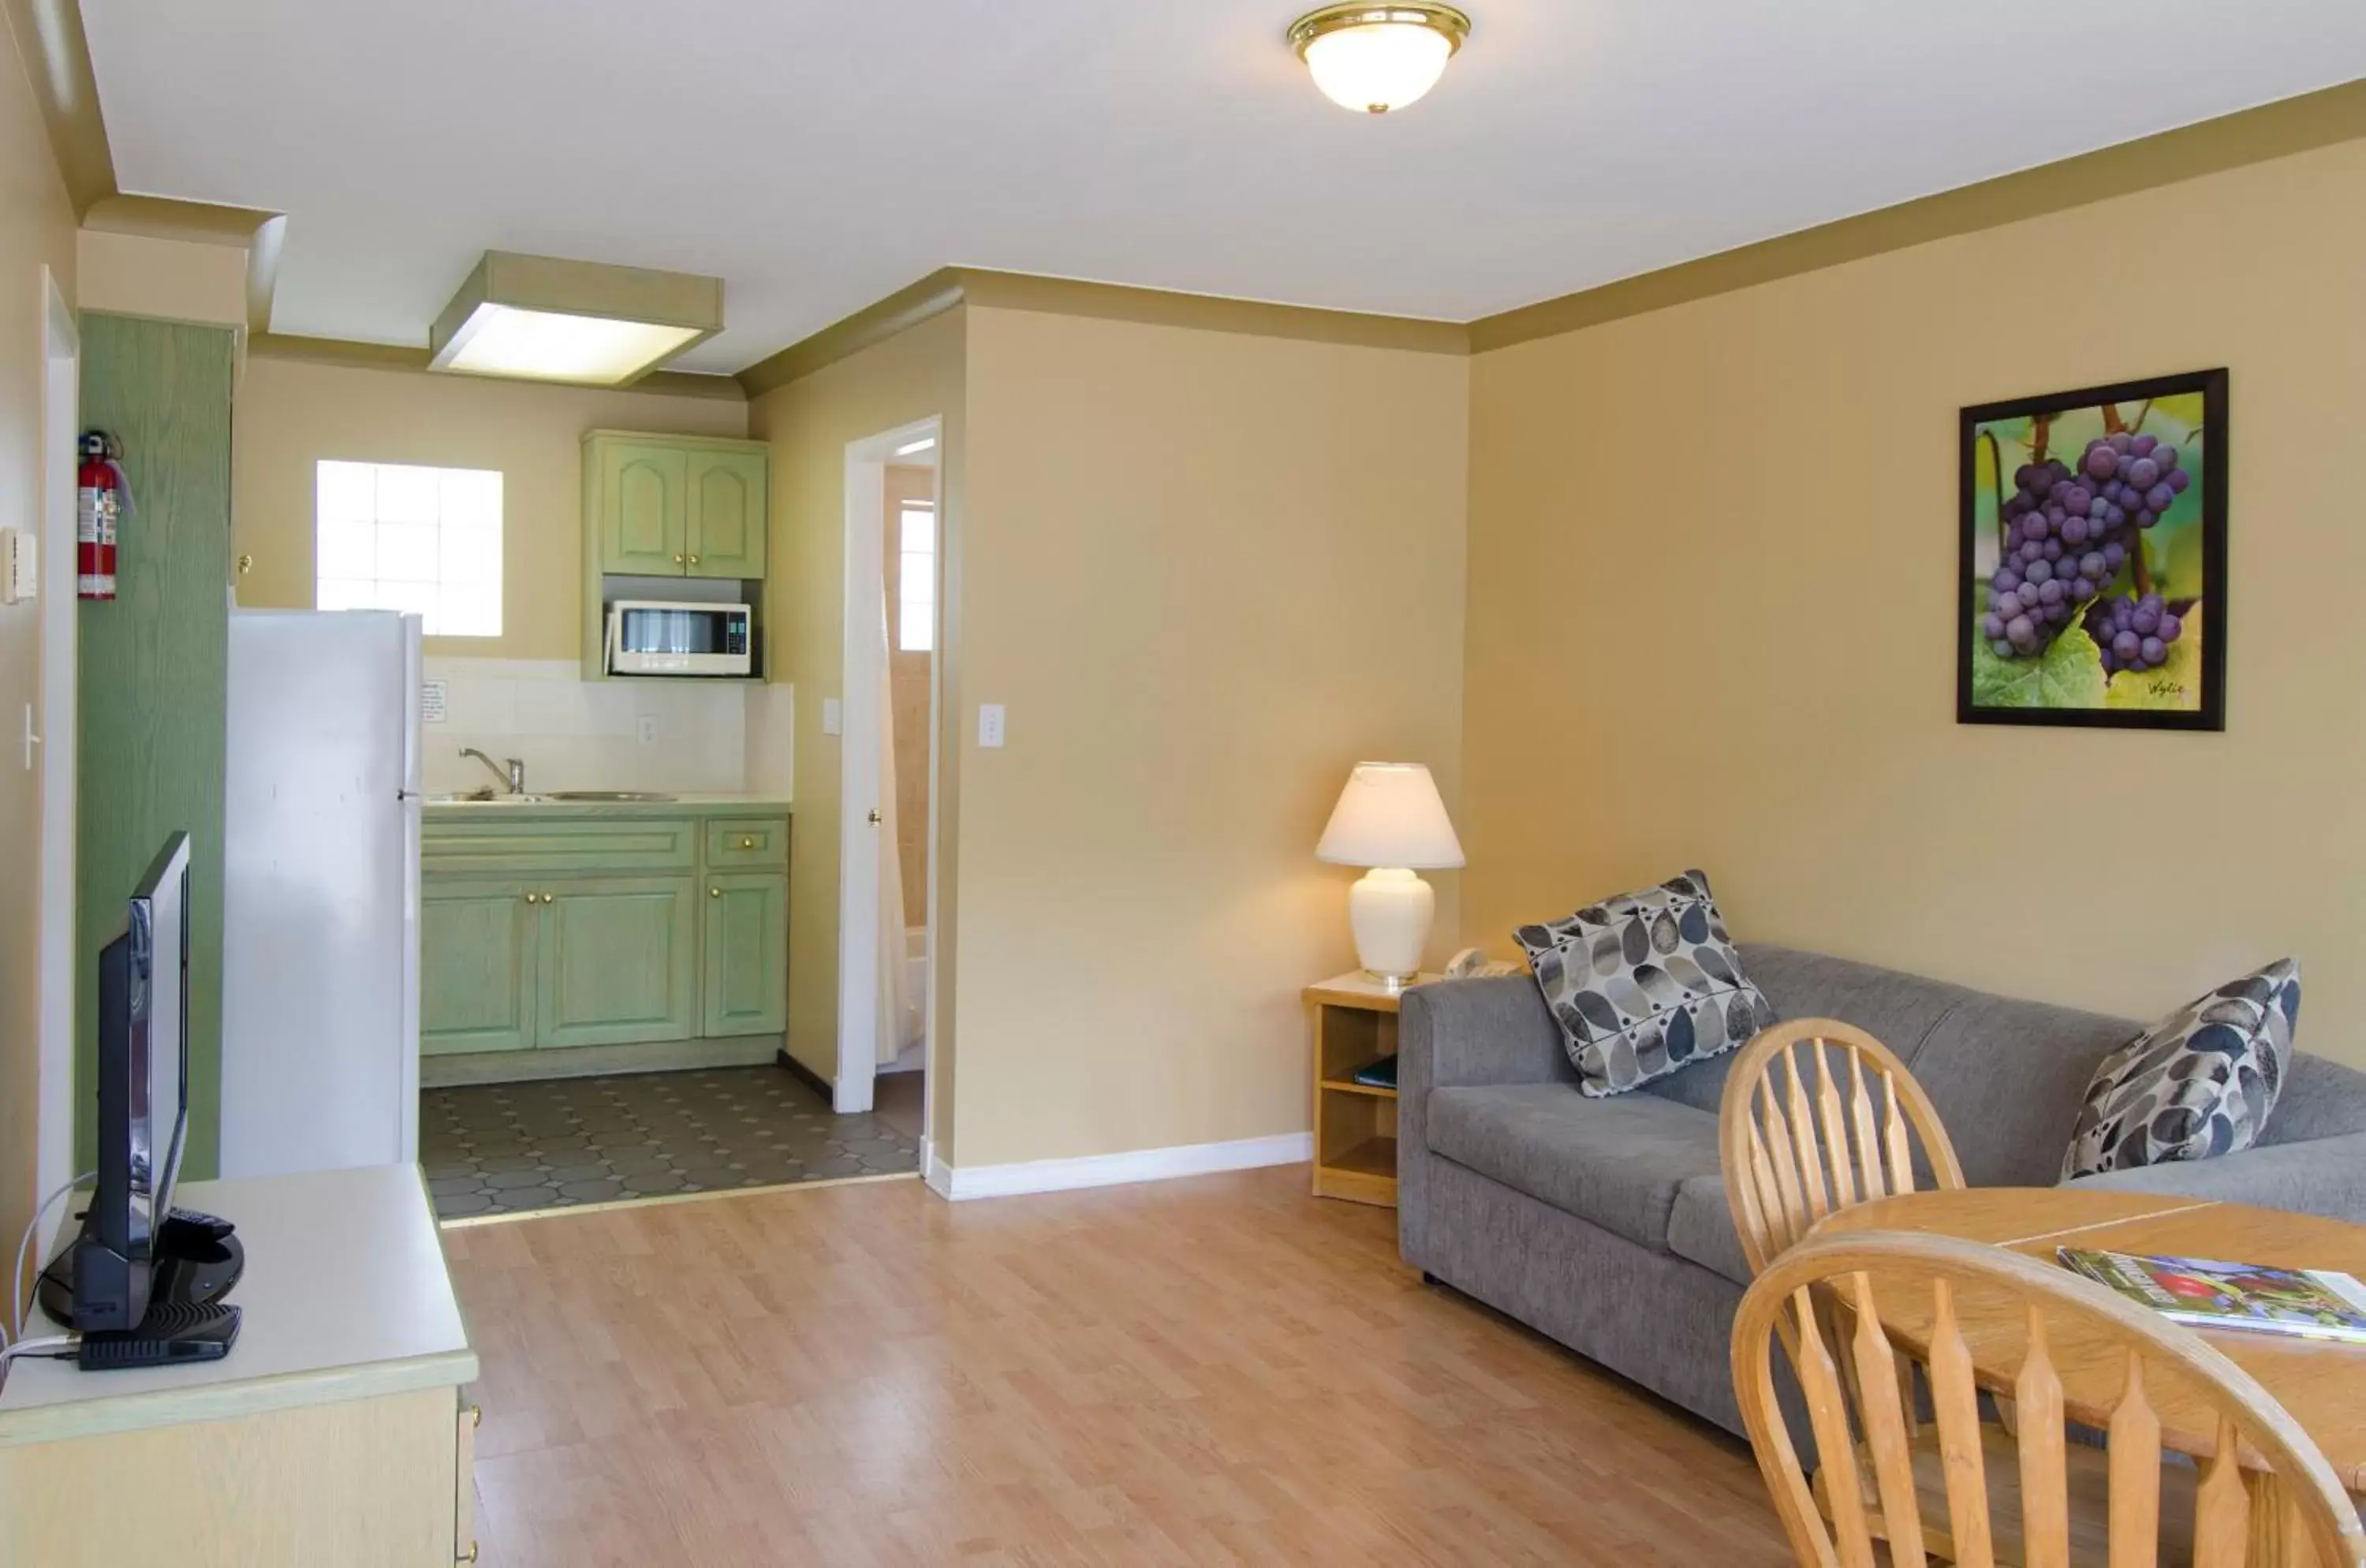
423 790 549 805
543 790 679 802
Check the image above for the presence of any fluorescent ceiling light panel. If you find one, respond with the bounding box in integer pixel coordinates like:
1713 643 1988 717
428 251 722 386
894 437 936 456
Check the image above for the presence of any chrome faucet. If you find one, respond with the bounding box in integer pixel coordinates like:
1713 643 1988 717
460 748 525 794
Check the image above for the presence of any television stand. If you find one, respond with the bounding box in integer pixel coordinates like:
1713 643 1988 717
1 1166 480 1567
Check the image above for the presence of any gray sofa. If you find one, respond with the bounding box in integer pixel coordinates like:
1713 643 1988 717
1398 944 2366 1438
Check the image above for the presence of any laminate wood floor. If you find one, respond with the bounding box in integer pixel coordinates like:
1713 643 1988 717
445 1166 1793 1568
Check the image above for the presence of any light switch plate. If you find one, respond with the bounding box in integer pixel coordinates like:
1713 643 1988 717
978 703 1006 749
635 715 659 745
821 697 843 737
1 528 36 604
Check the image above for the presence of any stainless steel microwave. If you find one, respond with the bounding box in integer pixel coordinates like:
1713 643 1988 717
605 600 752 676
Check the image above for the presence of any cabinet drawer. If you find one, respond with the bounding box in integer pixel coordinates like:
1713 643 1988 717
703 816 789 870
424 816 696 876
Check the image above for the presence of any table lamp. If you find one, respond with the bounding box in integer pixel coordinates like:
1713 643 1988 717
1315 762 1464 986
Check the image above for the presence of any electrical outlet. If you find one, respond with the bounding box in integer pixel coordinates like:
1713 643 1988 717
635 715 659 745
978 703 1006 749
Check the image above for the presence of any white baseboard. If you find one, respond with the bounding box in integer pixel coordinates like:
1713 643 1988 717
933 1130 1312 1202
922 1138 955 1199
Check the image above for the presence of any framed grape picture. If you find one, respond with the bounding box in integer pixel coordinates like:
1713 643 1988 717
1957 368 2227 730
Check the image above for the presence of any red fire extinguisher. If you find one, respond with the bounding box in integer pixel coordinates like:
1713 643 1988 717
77 430 127 601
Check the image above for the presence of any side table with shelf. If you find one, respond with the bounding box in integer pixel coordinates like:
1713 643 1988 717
1306 973 1435 1208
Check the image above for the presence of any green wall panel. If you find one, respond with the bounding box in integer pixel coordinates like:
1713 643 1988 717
76 313 235 1178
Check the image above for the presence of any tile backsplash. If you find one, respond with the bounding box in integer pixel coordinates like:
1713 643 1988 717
422 657 792 797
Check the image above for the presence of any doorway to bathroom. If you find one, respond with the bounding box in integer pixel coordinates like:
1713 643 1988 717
872 440 937 1144
834 415 942 1169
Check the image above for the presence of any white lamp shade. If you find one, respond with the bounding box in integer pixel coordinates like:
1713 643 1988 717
1315 762 1464 869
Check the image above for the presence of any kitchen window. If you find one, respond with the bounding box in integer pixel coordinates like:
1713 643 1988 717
315 459 503 636
898 502 935 652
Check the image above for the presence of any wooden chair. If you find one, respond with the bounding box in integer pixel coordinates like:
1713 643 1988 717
1718 1022 2144 1565
1733 1228 2366 1568
1719 1019 1967 1277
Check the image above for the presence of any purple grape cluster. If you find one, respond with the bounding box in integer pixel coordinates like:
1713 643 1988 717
1980 430 2190 663
2083 592 2184 674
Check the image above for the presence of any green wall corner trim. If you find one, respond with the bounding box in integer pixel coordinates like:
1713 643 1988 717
76 312 237 1178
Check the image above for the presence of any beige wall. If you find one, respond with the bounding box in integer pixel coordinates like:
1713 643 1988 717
1465 136 2366 1063
745 309 967 1113
231 355 746 659
76 229 246 328
950 305 1468 1167
0 17 77 1318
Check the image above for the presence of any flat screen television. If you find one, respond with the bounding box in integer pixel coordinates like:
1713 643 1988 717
58 832 192 1331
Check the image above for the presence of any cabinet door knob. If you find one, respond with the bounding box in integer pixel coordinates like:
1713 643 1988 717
688 554 700 566
710 886 722 898
739 837 756 849
674 553 685 564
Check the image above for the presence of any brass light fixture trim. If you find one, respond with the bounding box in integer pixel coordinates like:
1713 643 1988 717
1286 3 1472 114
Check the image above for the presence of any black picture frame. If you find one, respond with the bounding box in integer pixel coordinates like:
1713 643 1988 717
1957 368 2227 731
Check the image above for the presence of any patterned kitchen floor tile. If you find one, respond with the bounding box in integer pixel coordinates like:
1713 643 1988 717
420 1066 920 1220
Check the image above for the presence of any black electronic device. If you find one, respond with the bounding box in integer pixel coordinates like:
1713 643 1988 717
75 1301 241 1371
35 832 244 1339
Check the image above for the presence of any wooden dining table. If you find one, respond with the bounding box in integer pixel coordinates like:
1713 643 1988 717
1813 1187 2366 1568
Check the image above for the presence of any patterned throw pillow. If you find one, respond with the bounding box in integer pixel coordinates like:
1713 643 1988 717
1513 870 1775 1098
2061 959 2301 1180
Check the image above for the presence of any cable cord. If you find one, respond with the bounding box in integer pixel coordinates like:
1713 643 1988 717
0 1335 74 1363
0 1332 78 1397
11 1171 95 1347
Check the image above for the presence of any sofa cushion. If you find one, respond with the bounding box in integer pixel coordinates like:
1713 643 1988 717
1665 1174 1752 1286
2257 1053 2366 1147
1513 870 1775 1098
1643 944 1976 1114
1425 1084 1721 1253
2062 959 2301 1179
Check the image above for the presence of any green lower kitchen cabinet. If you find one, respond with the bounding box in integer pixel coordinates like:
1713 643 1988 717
420 880 539 1056
703 872 789 1036
536 877 700 1048
420 807 790 1070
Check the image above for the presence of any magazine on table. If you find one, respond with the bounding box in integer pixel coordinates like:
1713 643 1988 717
2058 1247 2366 1345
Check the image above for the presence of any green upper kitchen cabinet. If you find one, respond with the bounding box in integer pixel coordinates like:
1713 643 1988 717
685 447 767 578
585 431 767 579
591 435 686 574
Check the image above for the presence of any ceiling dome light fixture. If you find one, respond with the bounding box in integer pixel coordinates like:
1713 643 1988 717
1287 3 1471 115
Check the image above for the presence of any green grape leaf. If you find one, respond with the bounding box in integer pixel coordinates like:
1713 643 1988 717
1972 625 2108 710
2105 605 2206 711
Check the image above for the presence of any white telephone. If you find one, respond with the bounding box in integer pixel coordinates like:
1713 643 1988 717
1444 946 1523 980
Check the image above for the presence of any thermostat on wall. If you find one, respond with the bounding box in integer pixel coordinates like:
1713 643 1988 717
1 529 35 605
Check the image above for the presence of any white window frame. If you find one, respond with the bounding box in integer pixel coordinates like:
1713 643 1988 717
314 459 504 637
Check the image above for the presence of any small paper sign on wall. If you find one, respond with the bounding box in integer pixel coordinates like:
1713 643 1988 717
421 679 448 725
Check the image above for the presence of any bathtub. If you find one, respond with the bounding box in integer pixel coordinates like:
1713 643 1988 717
894 926 927 1057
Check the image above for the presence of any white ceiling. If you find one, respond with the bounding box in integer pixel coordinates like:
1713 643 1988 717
81 2 2366 375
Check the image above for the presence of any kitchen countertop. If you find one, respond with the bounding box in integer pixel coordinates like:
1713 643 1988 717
422 792 792 817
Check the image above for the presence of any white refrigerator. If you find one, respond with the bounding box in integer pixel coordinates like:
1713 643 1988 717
219 609 422 1177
